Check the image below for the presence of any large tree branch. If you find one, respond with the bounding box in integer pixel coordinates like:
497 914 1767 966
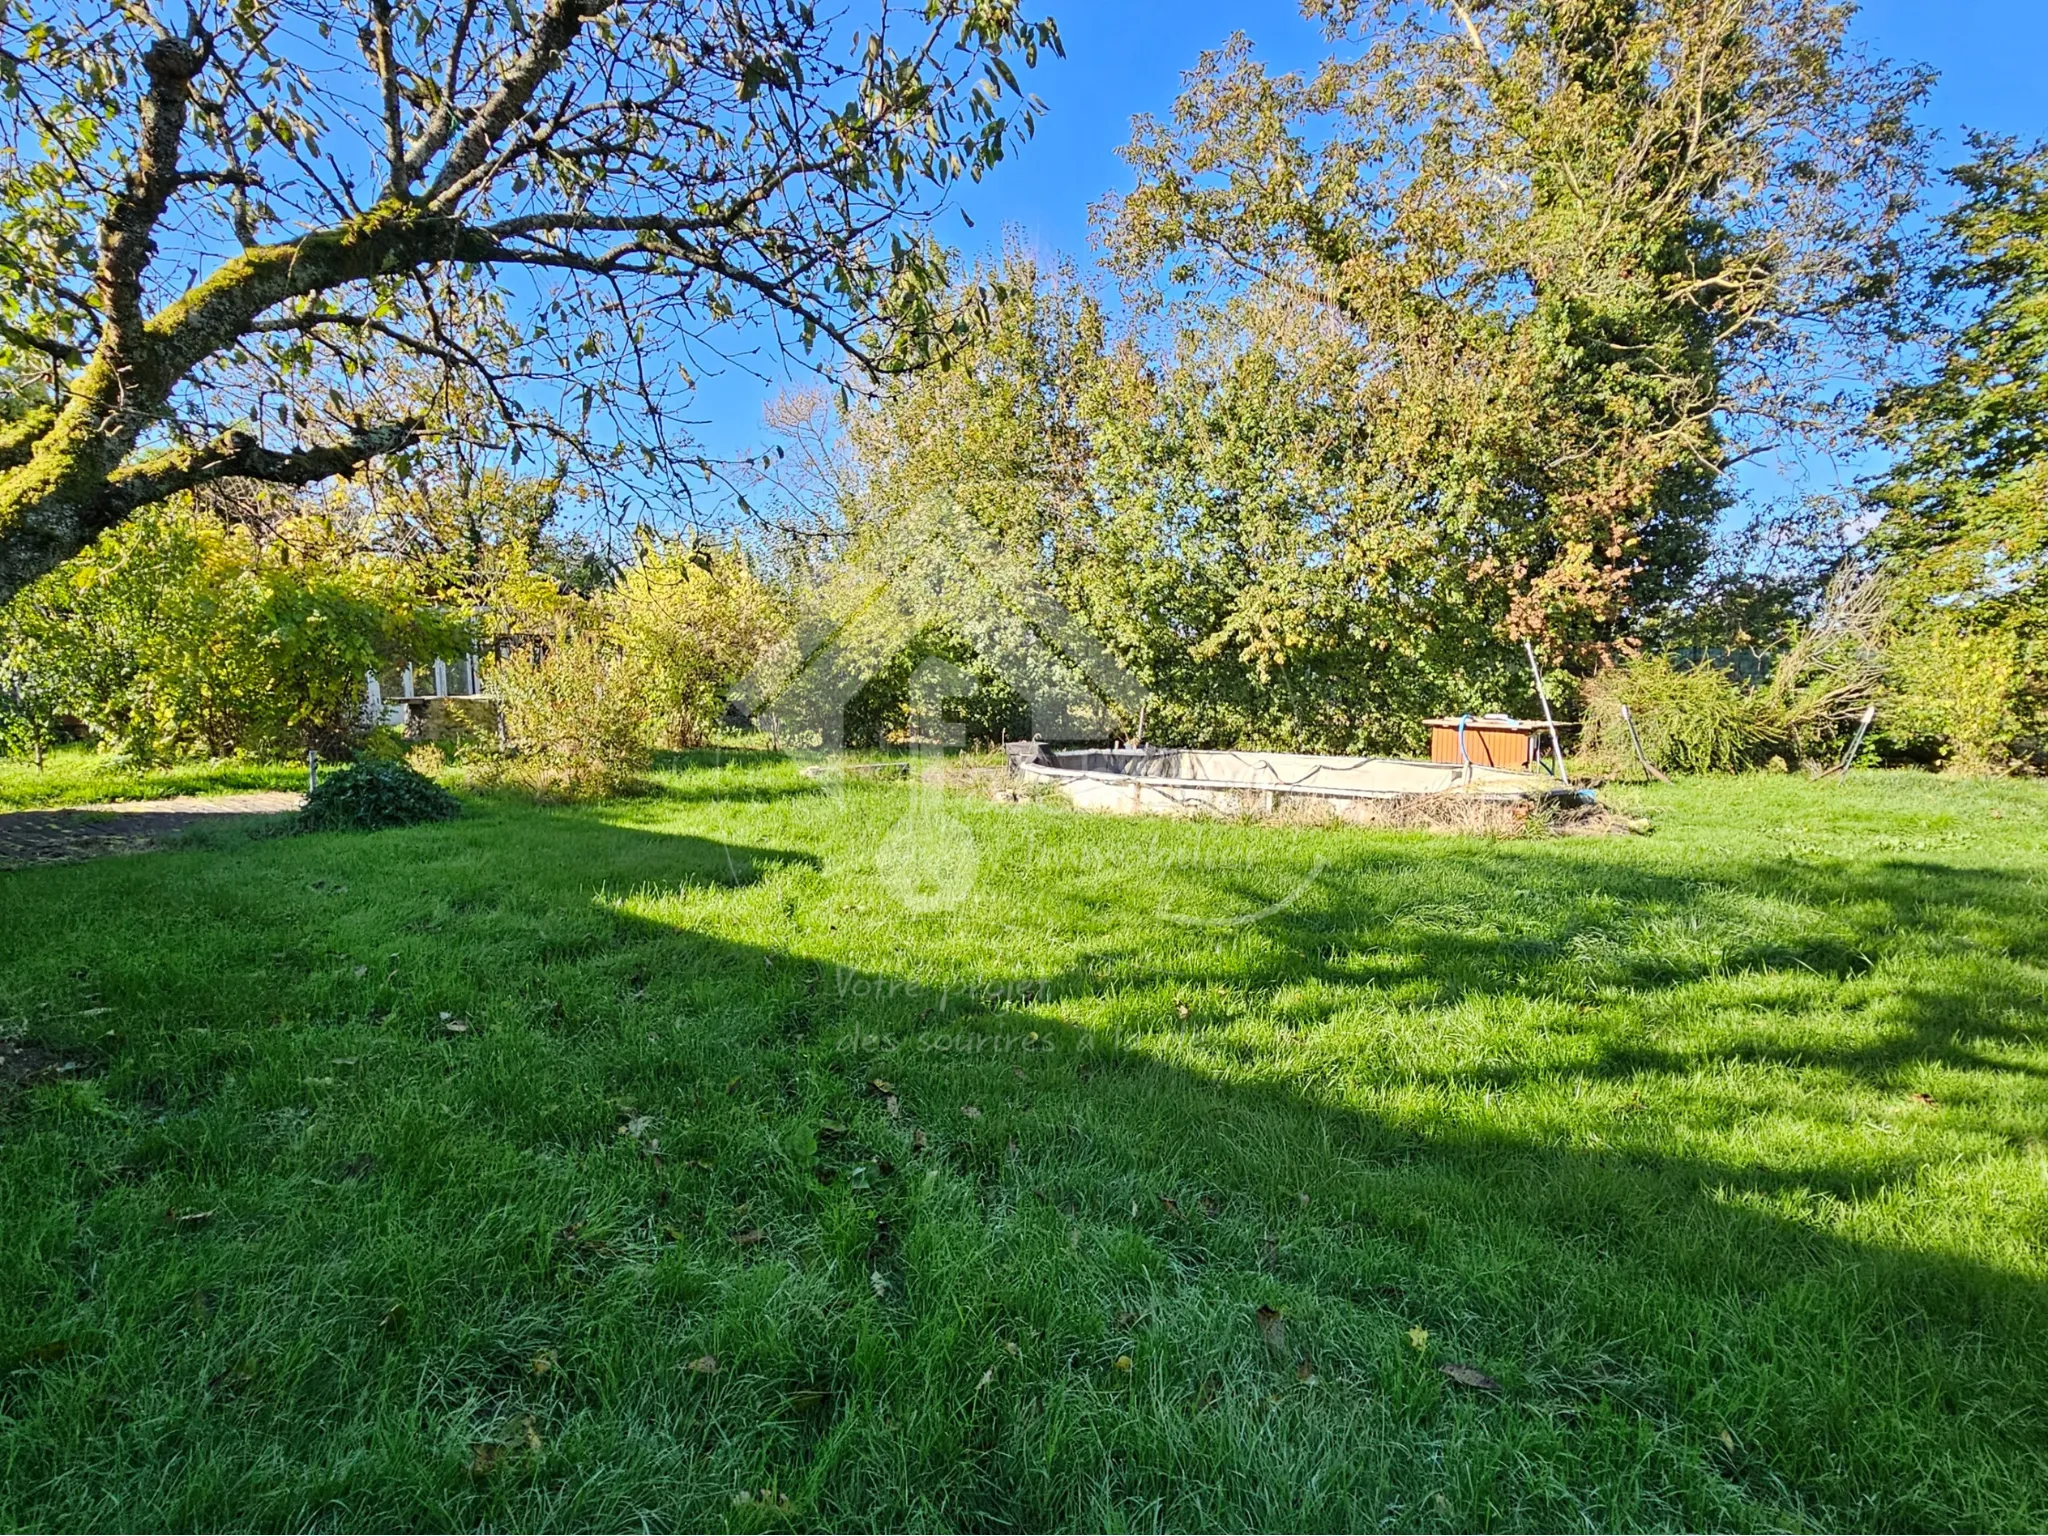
0 409 58 473
96 33 209 338
100 419 423 515
423 0 610 206
367 0 408 197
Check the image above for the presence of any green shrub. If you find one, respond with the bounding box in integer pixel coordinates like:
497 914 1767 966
3 504 467 762
480 629 652 801
1578 652 1783 774
1880 613 2029 771
606 536 785 749
298 759 460 833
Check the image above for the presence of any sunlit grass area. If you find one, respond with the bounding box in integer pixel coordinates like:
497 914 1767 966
2 756 2044 1529
0 744 308 811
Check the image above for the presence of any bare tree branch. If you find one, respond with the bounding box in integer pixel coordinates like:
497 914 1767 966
103 418 424 514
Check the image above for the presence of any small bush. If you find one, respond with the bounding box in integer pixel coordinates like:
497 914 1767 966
1579 653 1784 775
1880 614 2027 771
299 759 460 832
485 629 652 801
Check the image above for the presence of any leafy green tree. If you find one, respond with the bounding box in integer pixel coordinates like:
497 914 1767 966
1870 137 2048 767
0 0 1059 599
607 535 785 749
1100 0 1928 666
0 636 62 766
3 504 464 760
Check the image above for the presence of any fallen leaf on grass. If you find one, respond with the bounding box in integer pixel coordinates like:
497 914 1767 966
1158 1194 1180 1215
1909 1092 1937 1106
884 1094 901 1118
1440 1362 1500 1391
1175 1001 1190 1019
976 1367 995 1392
1004 1340 1020 1358
1255 1306 1287 1363
869 1078 895 1095
441 1020 469 1035
1408 1327 1430 1351
960 1104 982 1119
166 1208 215 1228
870 1269 890 1298
731 1228 766 1248
911 1129 928 1152
1719 1428 1736 1452
1114 1355 1133 1372
1296 1359 1319 1383
468 1417 544 1478
688 1354 719 1375
530 1351 556 1377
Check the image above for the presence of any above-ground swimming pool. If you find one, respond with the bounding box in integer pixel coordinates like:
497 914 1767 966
1005 744 1589 820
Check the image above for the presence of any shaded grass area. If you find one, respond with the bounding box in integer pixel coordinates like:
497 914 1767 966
1 760 2044 1529
0 745 307 811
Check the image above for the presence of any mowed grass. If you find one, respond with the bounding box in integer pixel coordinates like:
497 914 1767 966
0 745 307 811
1 755 2044 1530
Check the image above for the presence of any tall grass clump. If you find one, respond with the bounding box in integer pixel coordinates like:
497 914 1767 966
473 630 653 801
1583 570 1891 776
1579 653 1783 773
1763 566 1888 759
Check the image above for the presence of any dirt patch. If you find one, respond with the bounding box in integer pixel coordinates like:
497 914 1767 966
1535 800 1650 837
0 792 304 869
0 1036 97 1089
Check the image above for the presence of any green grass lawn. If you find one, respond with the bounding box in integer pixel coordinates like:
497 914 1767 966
0 745 309 810
2 757 2044 1530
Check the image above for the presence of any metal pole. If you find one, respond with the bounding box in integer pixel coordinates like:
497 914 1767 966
1835 704 1876 779
1523 638 1571 785
1620 704 1670 783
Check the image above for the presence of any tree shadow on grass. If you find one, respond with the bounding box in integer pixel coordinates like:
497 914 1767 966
1 813 2043 1528
1074 838 2048 1092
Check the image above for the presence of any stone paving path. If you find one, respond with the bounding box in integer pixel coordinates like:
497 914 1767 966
0 792 304 869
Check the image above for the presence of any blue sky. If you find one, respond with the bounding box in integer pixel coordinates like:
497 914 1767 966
686 0 2048 497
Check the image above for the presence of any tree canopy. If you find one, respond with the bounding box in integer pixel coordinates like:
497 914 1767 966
0 0 1059 599
1100 0 1928 658
1870 136 2048 765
